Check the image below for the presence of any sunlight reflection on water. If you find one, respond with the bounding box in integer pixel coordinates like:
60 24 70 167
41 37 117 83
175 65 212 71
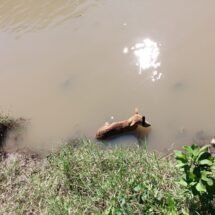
124 38 162 82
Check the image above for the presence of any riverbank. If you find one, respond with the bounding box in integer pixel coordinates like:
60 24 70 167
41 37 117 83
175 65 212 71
1 140 214 214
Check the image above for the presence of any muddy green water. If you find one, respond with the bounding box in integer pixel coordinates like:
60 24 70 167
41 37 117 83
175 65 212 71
0 0 215 152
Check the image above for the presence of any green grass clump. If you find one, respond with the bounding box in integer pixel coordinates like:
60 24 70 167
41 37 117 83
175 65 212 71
0 140 213 214
0 114 15 127
47 143 186 214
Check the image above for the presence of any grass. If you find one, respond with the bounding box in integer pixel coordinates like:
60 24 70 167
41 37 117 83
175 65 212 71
0 140 213 214
0 114 16 127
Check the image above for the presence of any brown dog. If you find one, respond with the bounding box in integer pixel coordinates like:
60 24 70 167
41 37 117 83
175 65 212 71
96 109 151 140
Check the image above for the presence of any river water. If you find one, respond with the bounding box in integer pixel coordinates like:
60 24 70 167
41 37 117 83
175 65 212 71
0 0 215 152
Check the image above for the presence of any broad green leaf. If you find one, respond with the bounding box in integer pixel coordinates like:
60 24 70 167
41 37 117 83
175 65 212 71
201 174 208 181
196 180 206 193
201 170 211 177
206 178 213 186
176 162 187 168
183 145 194 155
183 145 199 158
199 159 212 166
188 171 195 180
201 173 214 186
176 158 187 164
199 144 210 153
178 179 187 187
175 151 186 160
196 151 210 162
192 148 200 159
190 182 197 186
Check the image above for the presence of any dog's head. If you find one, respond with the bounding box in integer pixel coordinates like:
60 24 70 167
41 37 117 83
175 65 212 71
141 116 151 127
128 109 151 127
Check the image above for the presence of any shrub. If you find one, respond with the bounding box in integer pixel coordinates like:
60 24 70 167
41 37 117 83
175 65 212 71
175 144 215 213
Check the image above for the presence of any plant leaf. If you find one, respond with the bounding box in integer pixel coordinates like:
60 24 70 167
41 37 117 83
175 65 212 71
183 145 194 155
199 144 210 153
176 162 187 168
175 151 186 160
188 171 195 180
192 149 200 159
178 179 188 187
206 178 213 186
196 151 210 162
190 182 197 186
201 173 214 186
199 159 212 166
196 180 206 193
201 170 212 177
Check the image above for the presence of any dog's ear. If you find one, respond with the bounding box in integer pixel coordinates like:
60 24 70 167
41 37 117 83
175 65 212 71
142 116 151 127
134 108 139 114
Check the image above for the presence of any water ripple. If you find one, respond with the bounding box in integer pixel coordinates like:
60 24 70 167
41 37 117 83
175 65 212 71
0 0 96 33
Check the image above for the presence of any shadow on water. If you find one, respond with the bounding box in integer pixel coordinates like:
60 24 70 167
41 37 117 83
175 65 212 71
100 133 149 149
0 0 95 33
0 124 9 149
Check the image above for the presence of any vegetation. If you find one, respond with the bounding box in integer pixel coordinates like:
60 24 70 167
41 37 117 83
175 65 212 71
175 144 215 214
0 140 214 214
0 114 16 127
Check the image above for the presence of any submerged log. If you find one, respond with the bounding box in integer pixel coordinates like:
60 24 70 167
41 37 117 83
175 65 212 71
96 110 151 140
